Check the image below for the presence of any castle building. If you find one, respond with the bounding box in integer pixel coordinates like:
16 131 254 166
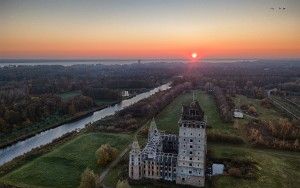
129 100 207 187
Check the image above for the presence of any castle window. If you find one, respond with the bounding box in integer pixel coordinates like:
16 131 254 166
190 109 195 115
189 171 192 174
190 157 192 160
190 139 193 142
190 151 193 154
182 178 185 182
190 145 193 148
189 163 192 166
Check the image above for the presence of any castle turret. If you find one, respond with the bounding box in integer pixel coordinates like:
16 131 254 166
129 140 143 180
176 99 207 187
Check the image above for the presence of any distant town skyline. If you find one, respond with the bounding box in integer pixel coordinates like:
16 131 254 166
0 0 300 59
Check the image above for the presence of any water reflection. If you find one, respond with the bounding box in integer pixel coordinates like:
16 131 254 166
0 83 170 165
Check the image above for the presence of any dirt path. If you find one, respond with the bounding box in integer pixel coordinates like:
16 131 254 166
98 143 131 183
96 120 150 187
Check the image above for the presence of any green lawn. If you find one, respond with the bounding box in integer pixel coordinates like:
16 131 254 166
1 133 131 188
58 90 81 101
95 99 118 106
234 95 284 122
127 90 300 188
155 91 192 134
156 90 234 135
210 144 300 188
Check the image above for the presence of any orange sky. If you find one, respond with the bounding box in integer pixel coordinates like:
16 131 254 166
0 0 300 59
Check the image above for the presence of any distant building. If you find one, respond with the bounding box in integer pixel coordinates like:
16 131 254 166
233 109 243 118
122 90 129 97
129 100 207 187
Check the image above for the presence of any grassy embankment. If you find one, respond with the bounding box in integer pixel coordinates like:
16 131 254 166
104 90 300 188
0 133 131 188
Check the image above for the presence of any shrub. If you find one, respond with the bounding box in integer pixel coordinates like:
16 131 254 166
260 98 272 108
116 180 131 188
248 106 257 116
228 167 242 177
78 168 96 188
95 144 118 166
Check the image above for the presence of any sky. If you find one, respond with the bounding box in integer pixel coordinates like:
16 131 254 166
0 0 299 59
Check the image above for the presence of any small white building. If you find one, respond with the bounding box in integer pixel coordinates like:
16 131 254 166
233 109 243 118
122 90 129 97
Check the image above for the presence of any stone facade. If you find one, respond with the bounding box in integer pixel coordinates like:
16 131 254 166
129 100 207 187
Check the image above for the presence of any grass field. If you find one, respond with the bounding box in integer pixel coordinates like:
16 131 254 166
58 90 81 101
156 90 234 135
95 99 118 106
210 144 300 188
234 95 285 122
108 90 299 188
1 133 131 188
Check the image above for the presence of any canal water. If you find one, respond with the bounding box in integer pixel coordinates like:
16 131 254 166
0 83 171 165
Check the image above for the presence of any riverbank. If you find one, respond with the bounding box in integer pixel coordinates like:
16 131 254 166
0 103 116 149
0 83 171 167
0 83 178 187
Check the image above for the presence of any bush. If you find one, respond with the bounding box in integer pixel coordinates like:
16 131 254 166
78 168 96 188
95 144 118 166
260 98 272 108
228 167 242 177
116 180 131 188
248 106 257 116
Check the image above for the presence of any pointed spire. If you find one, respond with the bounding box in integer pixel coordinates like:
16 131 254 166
149 117 158 141
131 140 140 151
193 91 195 102
150 117 157 130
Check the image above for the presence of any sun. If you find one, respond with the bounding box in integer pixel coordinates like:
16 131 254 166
191 52 198 59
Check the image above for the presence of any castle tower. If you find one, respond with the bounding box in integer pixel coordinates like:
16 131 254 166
176 100 207 187
129 140 143 180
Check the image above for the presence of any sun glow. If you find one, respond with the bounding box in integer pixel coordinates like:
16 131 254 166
191 52 198 59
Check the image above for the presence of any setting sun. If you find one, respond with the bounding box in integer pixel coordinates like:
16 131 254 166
192 53 198 59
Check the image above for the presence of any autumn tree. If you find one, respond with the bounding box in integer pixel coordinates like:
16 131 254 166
248 106 257 115
95 144 118 166
78 168 96 188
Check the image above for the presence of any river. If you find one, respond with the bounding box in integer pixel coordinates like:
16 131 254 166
0 83 171 165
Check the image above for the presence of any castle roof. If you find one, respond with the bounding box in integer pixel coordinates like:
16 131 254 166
181 100 204 121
